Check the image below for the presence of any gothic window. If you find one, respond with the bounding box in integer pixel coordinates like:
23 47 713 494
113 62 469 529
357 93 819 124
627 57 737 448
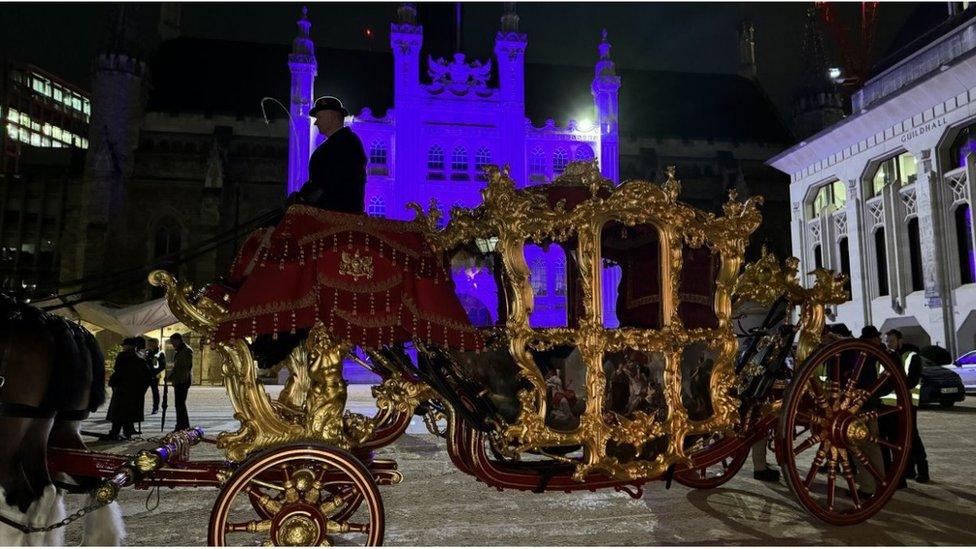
875 227 889 297
574 144 594 161
813 244 823 270
553 147 569 175
368 140 388 175
427 145 444 179
809 180 846 218
871 152 916 196
475 146 491 180
955 204 975 285
949 123 976 170
368 196 386 218
530 258 547 296
908 218 924 292
838 237 852 298
451 146 469 180
530 147 546 182
153 222 182 259
554 259 567 296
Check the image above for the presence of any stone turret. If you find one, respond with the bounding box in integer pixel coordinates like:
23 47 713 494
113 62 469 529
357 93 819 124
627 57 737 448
391 3 423 100
592 30 620 181
494 3 527 103
792 7 844 140
288 6 317 193
65 4 149 283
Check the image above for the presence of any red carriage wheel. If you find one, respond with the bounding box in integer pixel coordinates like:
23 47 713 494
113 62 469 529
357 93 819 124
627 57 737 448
674 435 750 489
210 444 384 546
777 339 912 525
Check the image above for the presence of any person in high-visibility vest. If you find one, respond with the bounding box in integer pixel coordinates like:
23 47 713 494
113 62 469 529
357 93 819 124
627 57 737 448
885 329 929 484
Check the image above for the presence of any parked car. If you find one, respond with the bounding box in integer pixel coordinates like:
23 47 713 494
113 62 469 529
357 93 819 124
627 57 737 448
917 345 966 408
954 350 976 393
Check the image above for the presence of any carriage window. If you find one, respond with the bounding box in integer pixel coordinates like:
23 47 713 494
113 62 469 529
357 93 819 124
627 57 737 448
678 245 719 330
525 243 569 328
601 222 663 330
450 245 500 327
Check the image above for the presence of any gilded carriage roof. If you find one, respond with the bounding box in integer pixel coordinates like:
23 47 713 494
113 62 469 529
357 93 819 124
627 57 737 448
411 161 765 257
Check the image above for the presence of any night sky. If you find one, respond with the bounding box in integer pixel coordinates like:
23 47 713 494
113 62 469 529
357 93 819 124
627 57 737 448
1 2 923 119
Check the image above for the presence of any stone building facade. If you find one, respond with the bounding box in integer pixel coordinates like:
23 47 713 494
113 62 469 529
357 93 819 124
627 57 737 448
769 6 976 355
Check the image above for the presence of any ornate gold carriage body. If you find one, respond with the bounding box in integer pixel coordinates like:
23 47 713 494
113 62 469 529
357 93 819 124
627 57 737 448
150 162 917 545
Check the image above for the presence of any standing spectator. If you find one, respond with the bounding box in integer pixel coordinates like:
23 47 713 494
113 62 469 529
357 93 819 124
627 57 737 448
885 329 929 483
145 339 166 415
854 325 888 495
167 333 193 431
105 337 152 440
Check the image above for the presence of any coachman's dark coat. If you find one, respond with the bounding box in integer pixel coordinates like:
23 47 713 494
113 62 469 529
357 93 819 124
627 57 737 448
299 126 367 214
106 349 152 424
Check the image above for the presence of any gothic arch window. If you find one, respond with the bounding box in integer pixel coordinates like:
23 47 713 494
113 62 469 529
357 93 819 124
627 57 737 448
369 140 388 175
870 151 916 197
530 258 547 296
808 180 846 218
153 220 182 259
875 227 889 297
907 217 924 291
451 145 468 180
529 147 546 182
813 244 823 270
554 258 567 296
368 196 386 218
553 147 569 175
427 145 444 179
574 144 594 161
475 146 491 179
955 204 975 285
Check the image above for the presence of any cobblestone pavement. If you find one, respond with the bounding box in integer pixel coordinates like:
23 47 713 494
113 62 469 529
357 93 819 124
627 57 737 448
59 386 976 545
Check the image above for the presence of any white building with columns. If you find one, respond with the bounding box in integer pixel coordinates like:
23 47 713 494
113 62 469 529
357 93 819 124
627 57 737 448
769 7 976 355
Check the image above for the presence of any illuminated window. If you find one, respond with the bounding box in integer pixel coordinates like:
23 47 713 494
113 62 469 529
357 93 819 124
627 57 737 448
574 144 594 161
531 258 547 296
554 259 567 296
871 151 916 196
553 147 569 175
6 108 17 122
451 146 468 171
810 180 846 217
530 147 546 181
427 145 444 171
368 196 386 217
475 147 491 170
369 140 387 165
30 132 41 147
53 87 62 102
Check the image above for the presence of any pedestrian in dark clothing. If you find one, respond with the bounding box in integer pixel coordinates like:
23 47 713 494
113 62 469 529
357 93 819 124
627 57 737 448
167 332 193 431
853 325 887 495
291 96 367 214
886 329 929 483
106 337 153 440
145 338 166 415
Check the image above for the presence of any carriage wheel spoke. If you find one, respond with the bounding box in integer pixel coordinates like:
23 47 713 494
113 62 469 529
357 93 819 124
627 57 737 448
826 465 837 511
837 451 862 510
868 435 902 452
327 521 370 534
867 405 904 420
849 447 885 485
840 351 868 408
803 444 828 489
804 383 830 411
225 519 271 534
793 433 821 455
830 356 842 405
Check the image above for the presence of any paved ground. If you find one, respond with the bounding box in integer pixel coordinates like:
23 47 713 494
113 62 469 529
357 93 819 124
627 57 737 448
60 386 976 545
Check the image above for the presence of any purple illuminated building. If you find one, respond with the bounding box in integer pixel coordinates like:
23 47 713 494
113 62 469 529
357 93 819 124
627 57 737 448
287 3 621 328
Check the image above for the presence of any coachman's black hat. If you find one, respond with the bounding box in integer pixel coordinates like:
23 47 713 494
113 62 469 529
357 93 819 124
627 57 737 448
310 96 349 117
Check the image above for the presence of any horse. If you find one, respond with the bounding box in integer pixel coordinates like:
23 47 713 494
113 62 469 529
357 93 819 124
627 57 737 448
0 293 124 545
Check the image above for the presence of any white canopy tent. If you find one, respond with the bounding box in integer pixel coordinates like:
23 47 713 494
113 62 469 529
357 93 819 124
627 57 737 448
38 297 179 337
